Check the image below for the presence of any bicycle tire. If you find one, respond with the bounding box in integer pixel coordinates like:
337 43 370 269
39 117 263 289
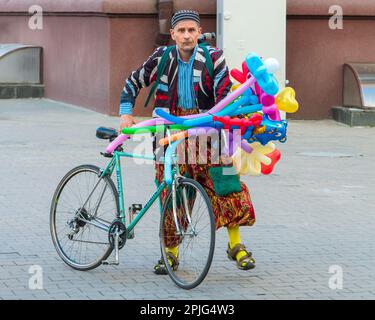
159 178 215 289
50 164 119 271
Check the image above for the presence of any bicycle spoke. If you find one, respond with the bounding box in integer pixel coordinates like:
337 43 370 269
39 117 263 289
51 166 117 270
160 179 215 289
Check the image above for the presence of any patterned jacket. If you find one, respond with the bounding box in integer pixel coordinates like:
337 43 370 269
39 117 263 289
120 45 232 114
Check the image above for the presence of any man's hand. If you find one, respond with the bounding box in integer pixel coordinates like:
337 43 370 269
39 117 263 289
119 115 136 133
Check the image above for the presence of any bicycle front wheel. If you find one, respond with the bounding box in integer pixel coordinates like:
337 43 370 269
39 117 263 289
160 178 215 289
50 164 119 271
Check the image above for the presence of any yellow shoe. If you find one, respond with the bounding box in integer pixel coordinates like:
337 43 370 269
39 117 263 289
153 252 179 275
226 243 256 270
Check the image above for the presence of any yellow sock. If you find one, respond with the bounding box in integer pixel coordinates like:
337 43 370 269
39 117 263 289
227 226 248 264
166 246 179 258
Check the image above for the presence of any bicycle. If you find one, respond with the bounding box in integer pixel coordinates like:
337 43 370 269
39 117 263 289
50 125 215 289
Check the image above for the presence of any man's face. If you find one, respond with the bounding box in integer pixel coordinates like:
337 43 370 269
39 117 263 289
170 20 202 53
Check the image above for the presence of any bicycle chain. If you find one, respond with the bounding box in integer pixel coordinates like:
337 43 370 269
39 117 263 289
108 220 127 249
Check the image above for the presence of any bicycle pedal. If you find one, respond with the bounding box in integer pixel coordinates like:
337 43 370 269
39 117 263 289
131 204 142 214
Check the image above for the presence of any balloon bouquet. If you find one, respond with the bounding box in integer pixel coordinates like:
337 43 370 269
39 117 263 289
107 52 299 179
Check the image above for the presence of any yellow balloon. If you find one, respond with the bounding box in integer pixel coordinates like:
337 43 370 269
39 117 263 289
232 142 275 176
276 87 299 113
231 84 241 92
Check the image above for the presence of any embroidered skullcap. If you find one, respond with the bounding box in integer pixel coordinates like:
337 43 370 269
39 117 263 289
171 10 200 28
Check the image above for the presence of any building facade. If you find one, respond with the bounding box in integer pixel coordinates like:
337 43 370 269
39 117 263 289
1 0 375 119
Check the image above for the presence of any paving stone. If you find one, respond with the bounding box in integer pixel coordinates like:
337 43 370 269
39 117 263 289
0 99 374 300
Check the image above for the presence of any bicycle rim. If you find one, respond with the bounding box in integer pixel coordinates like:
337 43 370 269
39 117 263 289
160 178 215 289
50 165 118 270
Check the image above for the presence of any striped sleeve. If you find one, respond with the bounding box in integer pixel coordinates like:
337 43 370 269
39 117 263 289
119 46 166 115
211 49 232 104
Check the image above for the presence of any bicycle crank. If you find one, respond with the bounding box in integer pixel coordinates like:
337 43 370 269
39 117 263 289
102 220 127 266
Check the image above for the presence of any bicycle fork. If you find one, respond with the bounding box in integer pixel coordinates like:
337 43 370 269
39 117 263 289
171 179 197 237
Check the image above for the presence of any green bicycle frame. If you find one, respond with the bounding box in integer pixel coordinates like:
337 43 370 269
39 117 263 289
99 149 176 239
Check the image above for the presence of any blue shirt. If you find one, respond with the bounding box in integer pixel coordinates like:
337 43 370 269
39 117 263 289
176 45 198 109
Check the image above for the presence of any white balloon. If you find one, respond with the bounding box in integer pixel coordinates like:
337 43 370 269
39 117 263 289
264 58 280 74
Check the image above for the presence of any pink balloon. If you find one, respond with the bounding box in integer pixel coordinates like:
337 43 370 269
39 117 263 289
261 94 281 121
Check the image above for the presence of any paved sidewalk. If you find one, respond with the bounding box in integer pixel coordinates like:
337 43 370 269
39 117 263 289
0 98 374 300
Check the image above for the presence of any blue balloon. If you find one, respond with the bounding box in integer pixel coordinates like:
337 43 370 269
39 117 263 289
155 88 259 127
249 95 260 105
216 90 253 117
164 140 181 185
154 109 185 124
230 104 262 116
243 127 253 141
246 52 279 96
247 115 288 145
183 115 214 127
201 121 224 129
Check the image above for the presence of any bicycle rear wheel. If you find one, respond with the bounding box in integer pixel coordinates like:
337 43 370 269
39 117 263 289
160 178 215 289
50 164 119 271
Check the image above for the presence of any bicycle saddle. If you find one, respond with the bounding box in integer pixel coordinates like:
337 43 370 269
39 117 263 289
96 127 118 141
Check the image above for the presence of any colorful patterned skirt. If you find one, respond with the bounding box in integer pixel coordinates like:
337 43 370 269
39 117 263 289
155 107 256 247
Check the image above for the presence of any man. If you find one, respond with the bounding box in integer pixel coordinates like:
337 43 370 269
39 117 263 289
119 10 256 274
